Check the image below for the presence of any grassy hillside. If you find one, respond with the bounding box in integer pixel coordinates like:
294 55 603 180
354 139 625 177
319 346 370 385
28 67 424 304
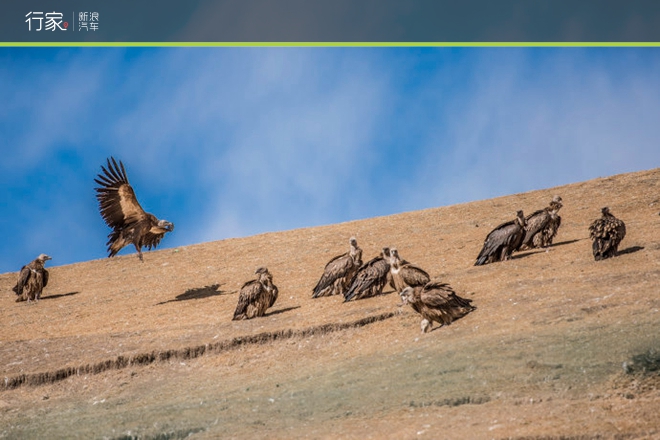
1 168 659 439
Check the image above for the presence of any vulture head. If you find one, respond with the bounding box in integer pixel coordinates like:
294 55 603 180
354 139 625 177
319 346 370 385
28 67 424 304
601 207 611 216
381 247 391 259
516 210 526 228
156 219 175 233
349 237 358 248
37 254 52 263
389 248 401 266
400 287 414 305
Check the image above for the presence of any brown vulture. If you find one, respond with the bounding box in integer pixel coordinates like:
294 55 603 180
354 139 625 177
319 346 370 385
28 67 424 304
312 237 363 298
589 207 626 261
474 210 526 266
400 282 475 333
13 254 51 303
388 248 430 293
343 247 391 302
233 267 279 320
521 195 563 250
94 157 174 261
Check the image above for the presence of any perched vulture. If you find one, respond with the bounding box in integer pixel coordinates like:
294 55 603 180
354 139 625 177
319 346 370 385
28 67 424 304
521 195 563 250
344 248 391 302
233 267 279 320
312 237 363 298
474 210 526 266
589 207 626 261
94 157 174 261
400 282 475 333
13 254 51 303
388 248 430 293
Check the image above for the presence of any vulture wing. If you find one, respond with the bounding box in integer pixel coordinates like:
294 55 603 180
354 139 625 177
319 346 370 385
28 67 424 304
12 265 31 296
475 220 517 265
94 157 148 230
141 217 167 251
312 252 352 297
421 281 475 316
400 264 431 288
233 280 263 320
344 257 389 302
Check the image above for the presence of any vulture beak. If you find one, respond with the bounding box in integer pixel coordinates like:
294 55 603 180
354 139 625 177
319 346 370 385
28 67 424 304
159 220 174 232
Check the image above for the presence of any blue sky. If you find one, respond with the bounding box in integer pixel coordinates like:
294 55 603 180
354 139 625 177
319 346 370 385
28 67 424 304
1 47 659 274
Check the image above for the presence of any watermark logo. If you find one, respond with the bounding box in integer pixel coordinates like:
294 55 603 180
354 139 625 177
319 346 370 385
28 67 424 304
78 12 99 31
26 11 68 31
26 11 99 32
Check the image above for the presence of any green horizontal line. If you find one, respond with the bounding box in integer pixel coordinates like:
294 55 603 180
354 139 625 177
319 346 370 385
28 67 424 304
2 42 660 47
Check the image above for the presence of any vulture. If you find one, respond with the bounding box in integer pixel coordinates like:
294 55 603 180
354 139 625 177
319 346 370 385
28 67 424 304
343 247 391 302
521 195 563 250
474 210 526 266
13 254 51 303
589 207 626 261
312 237 363 298
233 267 279 320
400 282 475 333
94 157 174 261
388 248 430 293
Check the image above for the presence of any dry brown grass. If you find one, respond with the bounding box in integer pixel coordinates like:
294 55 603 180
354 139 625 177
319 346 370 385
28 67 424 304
1 168 660 439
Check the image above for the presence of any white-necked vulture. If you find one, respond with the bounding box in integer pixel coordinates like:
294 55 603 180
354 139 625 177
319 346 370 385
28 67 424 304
343 247 391 302
474 210 526 266
13 254 51 303
312 237 363 298
388 248 430 293
94 157 174 261
400 281 475 333
233 267 279 320
589 207 626 261
521 195 563 249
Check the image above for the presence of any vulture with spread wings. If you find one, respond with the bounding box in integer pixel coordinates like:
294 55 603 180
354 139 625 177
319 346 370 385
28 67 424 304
94 157 174 261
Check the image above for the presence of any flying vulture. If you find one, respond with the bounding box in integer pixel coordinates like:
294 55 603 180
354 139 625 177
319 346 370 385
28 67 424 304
589 207 626 261
312 237 363 298
343 247 391 302
94 157 174 261
13 254 51 303
233 267 279 320
400 281 475 333
474 210 526 266
388 248 430 293
521 195 563 250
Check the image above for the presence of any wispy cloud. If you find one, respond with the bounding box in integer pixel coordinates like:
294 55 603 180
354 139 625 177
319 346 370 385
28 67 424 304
401 49 660 209
2 48 660 274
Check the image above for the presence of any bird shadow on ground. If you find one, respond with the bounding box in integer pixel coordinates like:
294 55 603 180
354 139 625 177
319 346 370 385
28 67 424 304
619 246 645 256
512 250 546 260
156 284 231 305
550 238 583 247
265 306 302 317
42 291 80 301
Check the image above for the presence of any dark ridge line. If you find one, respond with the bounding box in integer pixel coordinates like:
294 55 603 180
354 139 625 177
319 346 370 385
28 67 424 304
2 311 397 391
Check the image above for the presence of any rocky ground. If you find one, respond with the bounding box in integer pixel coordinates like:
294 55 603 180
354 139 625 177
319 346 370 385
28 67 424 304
1 168 659 439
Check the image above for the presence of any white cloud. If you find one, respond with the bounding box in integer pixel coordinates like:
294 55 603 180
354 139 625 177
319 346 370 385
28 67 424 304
404 49 660 209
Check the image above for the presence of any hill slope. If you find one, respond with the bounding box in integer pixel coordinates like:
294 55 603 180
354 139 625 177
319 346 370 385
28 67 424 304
2 168 660 439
